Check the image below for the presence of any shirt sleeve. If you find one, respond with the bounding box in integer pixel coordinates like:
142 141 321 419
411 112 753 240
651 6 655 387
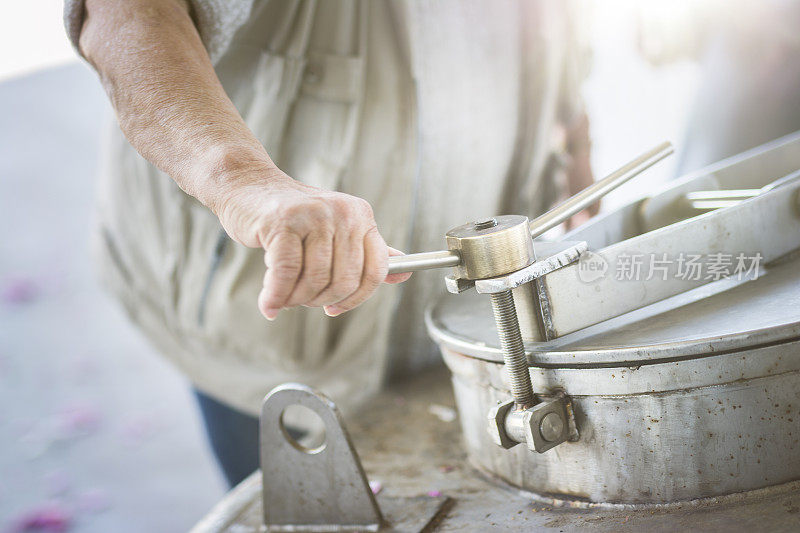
62 0 254 64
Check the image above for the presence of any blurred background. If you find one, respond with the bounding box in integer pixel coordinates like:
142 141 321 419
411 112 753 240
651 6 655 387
1 0 798 531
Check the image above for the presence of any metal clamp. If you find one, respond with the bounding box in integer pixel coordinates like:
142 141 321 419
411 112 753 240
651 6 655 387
444 241 588 294
441 230 583 452
387 143 672 454
488 395 571 453
387 142 673 276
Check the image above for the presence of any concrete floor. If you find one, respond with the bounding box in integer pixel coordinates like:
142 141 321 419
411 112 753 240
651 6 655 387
0 64 226 532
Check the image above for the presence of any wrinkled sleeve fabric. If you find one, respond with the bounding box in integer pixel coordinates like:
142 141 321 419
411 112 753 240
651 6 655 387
62 0 254 64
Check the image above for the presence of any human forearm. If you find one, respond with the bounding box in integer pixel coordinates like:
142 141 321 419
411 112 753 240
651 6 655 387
78 0 281 213
76 0 409 319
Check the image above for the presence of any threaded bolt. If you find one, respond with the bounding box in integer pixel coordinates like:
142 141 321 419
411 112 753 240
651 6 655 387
490 290 535 410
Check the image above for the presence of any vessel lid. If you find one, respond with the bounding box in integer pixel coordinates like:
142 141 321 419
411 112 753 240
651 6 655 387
426 254 800 367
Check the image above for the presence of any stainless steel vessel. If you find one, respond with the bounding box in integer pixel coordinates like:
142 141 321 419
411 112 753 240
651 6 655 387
429 258 800 503
427 132 800 504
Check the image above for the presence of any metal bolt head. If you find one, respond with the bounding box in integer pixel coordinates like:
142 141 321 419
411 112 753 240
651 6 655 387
522 398 570 453
473 218 498 231
487 400 518 449
539 412 565 442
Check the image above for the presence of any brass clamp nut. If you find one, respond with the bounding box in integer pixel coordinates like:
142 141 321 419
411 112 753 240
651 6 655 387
446 215 535 281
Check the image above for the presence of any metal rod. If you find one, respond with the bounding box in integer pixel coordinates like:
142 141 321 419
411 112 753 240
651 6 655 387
387 142 673 275
690 200 747 210
685 189 760 200
529 141 673 237
387 250 461 274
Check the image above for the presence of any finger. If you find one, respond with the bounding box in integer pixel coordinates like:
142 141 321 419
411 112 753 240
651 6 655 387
258 231 303 319
307 230 363 308
324 228 388 316
384 247 413 284
284 229 334 307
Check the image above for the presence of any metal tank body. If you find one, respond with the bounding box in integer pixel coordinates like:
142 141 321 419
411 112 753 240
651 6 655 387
428 255 800 503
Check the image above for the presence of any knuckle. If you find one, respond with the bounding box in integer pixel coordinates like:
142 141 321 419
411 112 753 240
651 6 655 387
341 277 361 297
278 201 332 232
329 279 359 301
364 222 380 236
314 221 336 240
278 208 310 233
336 293 367 313
307 269 331 292
261 227 294 249
308 201 335 224
362 224 382 247
356 198 374 218
260 292 285 310
329 197 352 219
331 194 352 208
331 195 372 218
278 204 302 221
334 302 357 313
271 261 301 280
262 299 282 311
363 265 385 288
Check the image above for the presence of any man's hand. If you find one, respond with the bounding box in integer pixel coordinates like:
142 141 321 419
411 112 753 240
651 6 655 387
216 167 411 320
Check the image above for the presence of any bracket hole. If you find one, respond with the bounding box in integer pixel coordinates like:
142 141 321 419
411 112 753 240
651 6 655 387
280 404 327 454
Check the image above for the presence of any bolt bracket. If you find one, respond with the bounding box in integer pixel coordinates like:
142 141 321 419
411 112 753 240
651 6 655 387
488 395 571 453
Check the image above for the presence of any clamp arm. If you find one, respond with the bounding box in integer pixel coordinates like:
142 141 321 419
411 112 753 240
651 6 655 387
387 142 673 275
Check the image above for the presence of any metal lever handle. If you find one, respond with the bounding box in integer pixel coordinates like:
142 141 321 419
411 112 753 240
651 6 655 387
387 141 673 275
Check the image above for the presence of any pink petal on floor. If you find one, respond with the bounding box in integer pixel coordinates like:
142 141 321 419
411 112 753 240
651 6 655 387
369 481 383 495
120 416 160 446
9 503 72 532
54 405 102 439
426 490 442 498
75 488 111 514
68 356 99 383
1 278 39 305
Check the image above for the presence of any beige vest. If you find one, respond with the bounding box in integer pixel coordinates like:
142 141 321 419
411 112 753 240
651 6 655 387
89 0 586 415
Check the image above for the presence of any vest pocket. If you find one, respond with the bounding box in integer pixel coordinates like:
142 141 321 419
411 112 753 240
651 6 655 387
242 51 308 161
283 51 366 191
242 49 366 192
300 52 365 103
